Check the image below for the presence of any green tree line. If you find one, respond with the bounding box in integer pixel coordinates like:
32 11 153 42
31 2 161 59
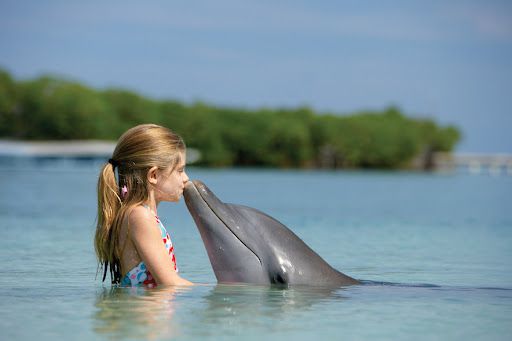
0 68 460 168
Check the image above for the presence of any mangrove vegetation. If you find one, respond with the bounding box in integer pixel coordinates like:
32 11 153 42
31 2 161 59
0 68 460 169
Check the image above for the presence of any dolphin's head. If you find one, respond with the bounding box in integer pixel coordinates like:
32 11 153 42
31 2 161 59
184 180 360 287
184 180 271 284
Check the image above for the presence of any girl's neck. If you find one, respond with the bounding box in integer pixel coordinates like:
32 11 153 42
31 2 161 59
145 191 159 215
144 202 158 215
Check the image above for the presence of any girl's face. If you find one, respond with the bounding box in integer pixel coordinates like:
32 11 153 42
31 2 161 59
154 152 189 203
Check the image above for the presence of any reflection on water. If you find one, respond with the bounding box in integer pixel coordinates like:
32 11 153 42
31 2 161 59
93 286 185 340
93 284 348 339
193 284 347 334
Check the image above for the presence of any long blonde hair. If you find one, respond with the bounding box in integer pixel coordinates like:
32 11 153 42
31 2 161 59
95 124 186 284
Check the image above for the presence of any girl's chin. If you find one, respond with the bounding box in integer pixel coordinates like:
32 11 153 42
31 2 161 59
166 194 181 203
158 191 182 203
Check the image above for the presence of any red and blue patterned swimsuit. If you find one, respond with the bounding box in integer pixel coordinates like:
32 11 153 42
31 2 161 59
121 207 178 287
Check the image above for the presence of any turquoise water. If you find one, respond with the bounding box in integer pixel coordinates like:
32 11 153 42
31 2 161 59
0 159 511 340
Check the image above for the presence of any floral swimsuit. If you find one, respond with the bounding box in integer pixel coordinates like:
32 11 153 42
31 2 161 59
121 206 178 287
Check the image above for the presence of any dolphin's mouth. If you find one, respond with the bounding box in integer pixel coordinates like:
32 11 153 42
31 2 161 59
187 180 262 266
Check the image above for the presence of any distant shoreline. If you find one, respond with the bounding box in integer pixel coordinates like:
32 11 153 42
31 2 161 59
0 140 201 163
0 69 461 169
1 140 510 175
0 140 116 157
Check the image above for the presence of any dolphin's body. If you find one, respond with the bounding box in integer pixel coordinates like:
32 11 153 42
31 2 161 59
184 180 360 287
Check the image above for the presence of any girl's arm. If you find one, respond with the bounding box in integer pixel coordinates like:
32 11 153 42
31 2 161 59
128 207 193 286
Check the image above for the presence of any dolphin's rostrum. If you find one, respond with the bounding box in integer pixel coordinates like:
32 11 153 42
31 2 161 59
184 180 360 287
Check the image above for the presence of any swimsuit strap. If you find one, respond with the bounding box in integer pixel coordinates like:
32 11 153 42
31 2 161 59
141 205 178 272
142 204 157 217
142 204 164 228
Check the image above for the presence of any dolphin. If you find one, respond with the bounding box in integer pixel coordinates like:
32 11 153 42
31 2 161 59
184 180 360 287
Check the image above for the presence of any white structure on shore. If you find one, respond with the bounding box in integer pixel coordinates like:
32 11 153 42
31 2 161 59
434 152 512 176
0 140 201 164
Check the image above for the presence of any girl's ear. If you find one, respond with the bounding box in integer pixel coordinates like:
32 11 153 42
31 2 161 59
147 166 159 185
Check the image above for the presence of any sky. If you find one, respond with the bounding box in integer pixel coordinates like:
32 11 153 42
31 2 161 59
1 0 511 152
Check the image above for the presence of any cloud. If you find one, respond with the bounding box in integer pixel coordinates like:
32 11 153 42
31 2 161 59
459 6 512 40
4 1 510 46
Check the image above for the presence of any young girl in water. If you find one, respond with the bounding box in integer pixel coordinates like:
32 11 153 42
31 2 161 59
95 124 193 287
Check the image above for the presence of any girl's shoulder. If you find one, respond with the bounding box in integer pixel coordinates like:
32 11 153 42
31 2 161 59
125 205 159 233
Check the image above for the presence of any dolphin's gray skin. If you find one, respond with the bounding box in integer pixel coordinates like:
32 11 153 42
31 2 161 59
184 180 360 287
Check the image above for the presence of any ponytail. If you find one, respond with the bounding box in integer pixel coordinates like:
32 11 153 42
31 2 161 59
95 162 122 284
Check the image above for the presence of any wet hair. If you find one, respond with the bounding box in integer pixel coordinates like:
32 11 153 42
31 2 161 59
94 124 185 284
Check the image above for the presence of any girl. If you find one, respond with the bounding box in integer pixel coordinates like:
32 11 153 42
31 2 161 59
95 124 193 287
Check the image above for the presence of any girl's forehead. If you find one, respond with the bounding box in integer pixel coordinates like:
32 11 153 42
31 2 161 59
173 152 186 168
178 152 186 165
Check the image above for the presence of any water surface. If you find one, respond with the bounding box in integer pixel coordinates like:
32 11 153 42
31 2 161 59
0 159 511 340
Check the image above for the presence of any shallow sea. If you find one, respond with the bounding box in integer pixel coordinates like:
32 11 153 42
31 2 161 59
0 159 511 340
